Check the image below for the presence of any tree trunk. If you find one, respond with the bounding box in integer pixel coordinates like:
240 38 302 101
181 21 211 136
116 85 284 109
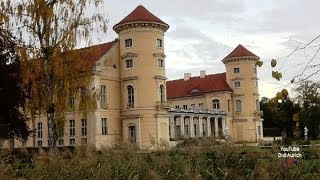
47 103 57 152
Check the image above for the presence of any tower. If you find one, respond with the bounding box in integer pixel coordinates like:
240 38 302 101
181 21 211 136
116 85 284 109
113 5 170 148
222 44 263 143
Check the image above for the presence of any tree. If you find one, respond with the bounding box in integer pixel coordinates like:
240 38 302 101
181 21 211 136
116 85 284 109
294 81 320 139
0 0 108 150
0 27 29 141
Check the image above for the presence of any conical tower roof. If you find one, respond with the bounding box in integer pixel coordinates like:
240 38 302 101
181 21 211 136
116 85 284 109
113 5 169 32
223 44 259 60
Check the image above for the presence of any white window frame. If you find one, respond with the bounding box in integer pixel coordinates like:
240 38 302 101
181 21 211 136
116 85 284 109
102 118 108 135
234 67 240 73
234 81 241 87
236 100 242 112
157 59 164 68
157 39 163 48
125 59 133 69
127 85 135 108
125 38 133 48
37 122 43 139
212 99 220 109
69 120 75 137
159 85 165 102
100 85 107 108
81 119 87 136
183 105 188 109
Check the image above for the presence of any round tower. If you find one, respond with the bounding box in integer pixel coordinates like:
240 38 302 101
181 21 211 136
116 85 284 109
113 5 170 148
222 44 263 143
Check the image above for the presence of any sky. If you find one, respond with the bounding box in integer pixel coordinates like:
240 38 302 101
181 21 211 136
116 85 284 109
98 0 320 98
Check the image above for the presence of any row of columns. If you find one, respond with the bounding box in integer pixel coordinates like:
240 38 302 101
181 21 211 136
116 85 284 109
169 115 226 139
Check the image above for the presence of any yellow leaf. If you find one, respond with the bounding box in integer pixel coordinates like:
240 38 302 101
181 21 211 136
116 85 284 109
271 59 277 67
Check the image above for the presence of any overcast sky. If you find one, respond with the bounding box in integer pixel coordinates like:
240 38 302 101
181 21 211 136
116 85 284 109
99 0 320 98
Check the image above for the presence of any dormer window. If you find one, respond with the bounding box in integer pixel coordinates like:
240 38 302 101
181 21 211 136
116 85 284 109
234 67 240 73
190 89 199 93
125 38 132 47
157 39 163 48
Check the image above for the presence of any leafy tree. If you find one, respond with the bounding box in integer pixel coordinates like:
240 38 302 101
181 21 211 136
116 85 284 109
0 0 108 150
260 96 300 137
0 27 29 140
294 81 320 139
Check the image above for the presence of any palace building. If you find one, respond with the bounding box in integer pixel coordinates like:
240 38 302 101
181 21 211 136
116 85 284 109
8 5 263 149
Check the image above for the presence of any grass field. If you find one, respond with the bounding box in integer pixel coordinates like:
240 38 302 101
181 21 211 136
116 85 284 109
1 138 319 179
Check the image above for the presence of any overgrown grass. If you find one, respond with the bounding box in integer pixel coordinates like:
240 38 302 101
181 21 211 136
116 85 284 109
0 138 319 179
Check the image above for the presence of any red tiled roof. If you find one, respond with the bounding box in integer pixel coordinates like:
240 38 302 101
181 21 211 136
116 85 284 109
113 5 168 29
68 41 116 62
166 73 232 99
223 44 259 59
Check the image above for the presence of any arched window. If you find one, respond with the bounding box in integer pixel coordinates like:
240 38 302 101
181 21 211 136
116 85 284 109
127 85 134 108
212 99 220 109
160 85 165 102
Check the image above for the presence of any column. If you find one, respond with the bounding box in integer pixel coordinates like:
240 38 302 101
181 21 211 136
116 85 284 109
214 117 218 138
170 116 175 139
199 116 203 137
222 118 226 132
189 116 194 138
180 116 185 137
207 116 211 137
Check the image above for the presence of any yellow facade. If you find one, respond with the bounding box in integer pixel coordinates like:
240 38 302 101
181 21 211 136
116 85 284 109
4 5 263 149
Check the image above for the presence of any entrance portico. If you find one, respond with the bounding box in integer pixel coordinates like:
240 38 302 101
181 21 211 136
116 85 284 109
168 108 227 140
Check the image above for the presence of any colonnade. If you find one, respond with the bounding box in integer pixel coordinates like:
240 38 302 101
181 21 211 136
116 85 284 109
169 115 227 139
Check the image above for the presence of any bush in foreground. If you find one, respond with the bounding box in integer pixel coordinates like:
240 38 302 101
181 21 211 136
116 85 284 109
0 139 319 179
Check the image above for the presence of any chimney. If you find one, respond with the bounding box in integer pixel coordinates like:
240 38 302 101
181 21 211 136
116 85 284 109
184 73 191 81
200 70 206 78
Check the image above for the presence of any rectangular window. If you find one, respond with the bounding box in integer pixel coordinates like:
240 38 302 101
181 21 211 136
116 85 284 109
198 103 204 110
234 67 240 73
69 120 75 137
125 38 132 47
194 124 197 135
256 99 260 110
157 39 163 47
81 119 87 136
183 105 188 109
185 125 189 135
69 138 75 145
255 81 258 87
37 122 43 139
236 100 242 112
58 139 64 146
157 59 164 68
125 59 133 68
175 105 180 108
37 140 42 147
102 118 108 135
191 104 195 109
227 100 230 112
234 81 241 87
258 126 261 136
100 85 107 108
254 67 257 74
